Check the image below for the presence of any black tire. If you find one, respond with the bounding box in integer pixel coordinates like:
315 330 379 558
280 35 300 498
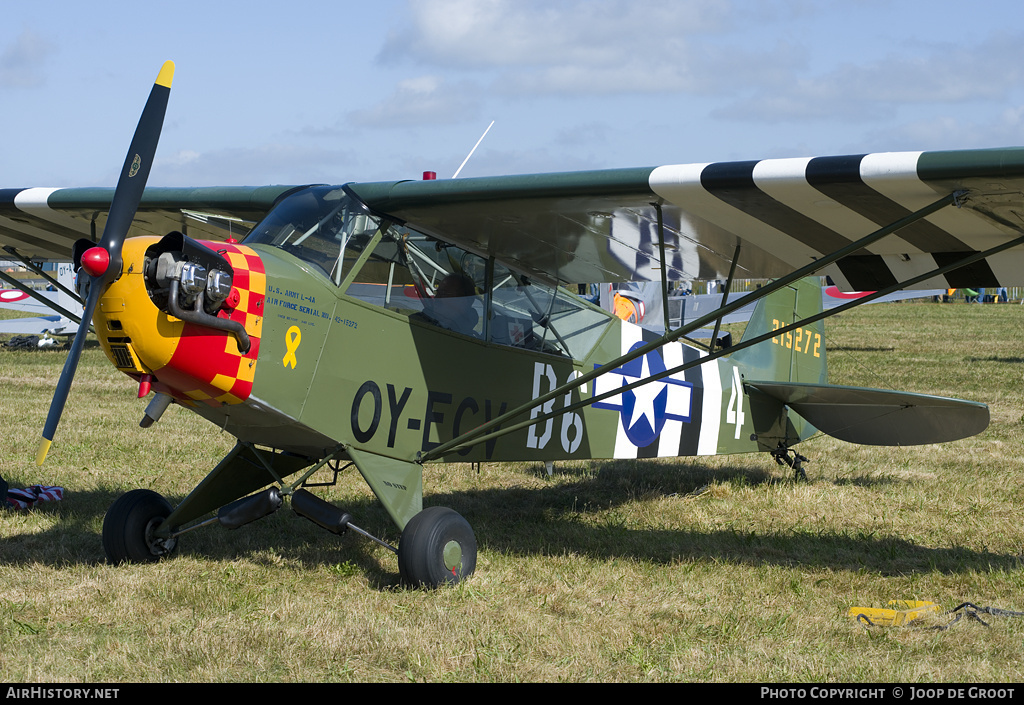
398 507 477 588
103 489 177 563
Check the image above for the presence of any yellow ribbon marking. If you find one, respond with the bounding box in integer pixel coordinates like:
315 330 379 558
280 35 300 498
283 326 301 369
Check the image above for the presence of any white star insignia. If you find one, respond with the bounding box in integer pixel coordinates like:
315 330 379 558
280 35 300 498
627 355 664 431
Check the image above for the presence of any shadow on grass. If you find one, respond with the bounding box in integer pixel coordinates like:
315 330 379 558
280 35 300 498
0 462 1017 585
832 474 903 488
965 356 1024 364
432 463 1019 578
0 483 403 586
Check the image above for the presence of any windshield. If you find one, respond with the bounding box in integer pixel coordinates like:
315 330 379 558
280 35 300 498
243 186 385 285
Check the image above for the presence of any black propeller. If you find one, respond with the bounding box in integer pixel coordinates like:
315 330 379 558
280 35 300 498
37 60 174 465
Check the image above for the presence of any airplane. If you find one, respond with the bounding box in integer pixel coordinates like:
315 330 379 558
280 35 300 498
0 261 83 338
0 60 1017 588
600 281 946 336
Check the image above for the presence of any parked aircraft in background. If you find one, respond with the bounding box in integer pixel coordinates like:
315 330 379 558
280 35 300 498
600 282 945 335
0 262 82 337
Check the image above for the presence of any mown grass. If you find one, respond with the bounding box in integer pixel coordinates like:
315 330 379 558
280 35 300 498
0 300 1022 682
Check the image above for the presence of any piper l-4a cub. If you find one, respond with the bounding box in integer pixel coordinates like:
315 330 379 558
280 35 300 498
4 61 1016 587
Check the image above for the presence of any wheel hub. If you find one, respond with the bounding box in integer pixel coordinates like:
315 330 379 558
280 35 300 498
144 517 177 557
442 540 462 573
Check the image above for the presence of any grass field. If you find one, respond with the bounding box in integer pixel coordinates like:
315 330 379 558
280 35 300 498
0 300 1022 682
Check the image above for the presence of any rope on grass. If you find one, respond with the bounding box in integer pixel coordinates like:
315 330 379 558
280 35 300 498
940 602 1024 628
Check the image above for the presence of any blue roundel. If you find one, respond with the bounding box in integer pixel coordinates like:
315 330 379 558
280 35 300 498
619 342 669 447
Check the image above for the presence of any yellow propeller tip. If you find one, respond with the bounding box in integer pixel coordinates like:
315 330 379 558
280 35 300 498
35 438 52 466
156 60 175 89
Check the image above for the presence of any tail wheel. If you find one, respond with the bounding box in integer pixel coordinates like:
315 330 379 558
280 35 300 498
103 489 177 563
398 507 477 588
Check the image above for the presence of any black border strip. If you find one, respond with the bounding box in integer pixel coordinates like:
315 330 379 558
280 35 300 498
700 161 853 254
806 156 967 252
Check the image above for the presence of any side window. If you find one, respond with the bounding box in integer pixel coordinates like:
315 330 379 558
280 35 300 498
343 225 612 359
341 230 417 309
488 262 552 351
343 228 486 340
489 263 609 359
402 231 486 339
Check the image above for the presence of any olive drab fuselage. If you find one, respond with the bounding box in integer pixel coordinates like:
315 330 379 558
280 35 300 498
91 186 823 530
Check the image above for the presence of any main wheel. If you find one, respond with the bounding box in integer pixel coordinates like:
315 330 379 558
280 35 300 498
398 506 477 588
102 489 177 563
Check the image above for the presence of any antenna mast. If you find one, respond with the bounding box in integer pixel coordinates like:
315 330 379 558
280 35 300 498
452 121 495 178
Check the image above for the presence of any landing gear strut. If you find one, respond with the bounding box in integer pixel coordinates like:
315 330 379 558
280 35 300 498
772 446 809 481
102 483 478 589
291 494 477 587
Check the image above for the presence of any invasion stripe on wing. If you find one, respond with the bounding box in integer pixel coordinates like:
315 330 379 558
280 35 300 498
649 152 1006 291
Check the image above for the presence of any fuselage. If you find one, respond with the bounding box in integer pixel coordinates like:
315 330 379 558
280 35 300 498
92 186 815 467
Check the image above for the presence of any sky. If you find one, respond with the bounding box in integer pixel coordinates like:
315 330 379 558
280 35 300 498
2 0 1023 188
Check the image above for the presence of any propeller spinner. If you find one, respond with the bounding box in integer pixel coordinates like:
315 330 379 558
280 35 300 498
36 60 175 465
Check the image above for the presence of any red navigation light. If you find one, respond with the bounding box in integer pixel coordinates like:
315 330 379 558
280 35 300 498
80 247 110 278
422 171 436 180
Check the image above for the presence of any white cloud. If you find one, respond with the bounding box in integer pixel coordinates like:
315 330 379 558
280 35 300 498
380 0 745 94
859 106 1024 153
152 143 360 187
711 32 1024 124
346 75 481 128
384 0 722 66
0 29 55 88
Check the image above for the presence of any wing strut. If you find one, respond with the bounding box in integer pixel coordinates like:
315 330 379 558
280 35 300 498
0 268 86 326
433 226 1024 458
654 203 672 335
710 243 742 354
417 189 974 462
2 247 83 305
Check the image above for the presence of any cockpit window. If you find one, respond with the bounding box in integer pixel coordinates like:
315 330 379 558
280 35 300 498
488 261 609 358
243 187 385 285
343 227 487 339
343 223 612 360
248 185 614 359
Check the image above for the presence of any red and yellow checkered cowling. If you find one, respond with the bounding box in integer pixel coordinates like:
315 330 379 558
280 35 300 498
151 242 266 406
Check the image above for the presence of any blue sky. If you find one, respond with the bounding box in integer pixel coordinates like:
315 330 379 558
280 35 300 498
3 0 1022 188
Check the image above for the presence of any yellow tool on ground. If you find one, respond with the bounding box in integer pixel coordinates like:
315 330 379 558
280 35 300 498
848 600 940 626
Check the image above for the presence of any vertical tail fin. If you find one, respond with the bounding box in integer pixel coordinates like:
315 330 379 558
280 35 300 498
731 278 827 384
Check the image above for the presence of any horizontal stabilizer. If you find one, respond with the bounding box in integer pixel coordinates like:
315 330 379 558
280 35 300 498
745 381 989 446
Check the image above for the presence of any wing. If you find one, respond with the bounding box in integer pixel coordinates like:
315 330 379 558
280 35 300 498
0 315 78 337
0 186 306 260
746 381 990 446
822 286 946 305
0 288 58 315
348 147 1024 290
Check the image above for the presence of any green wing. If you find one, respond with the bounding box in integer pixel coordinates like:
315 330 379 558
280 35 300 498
7 146 1024 290
0 186 305 259
348 147 1024 289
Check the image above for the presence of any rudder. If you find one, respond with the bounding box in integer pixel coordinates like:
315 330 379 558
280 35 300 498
731 278 827 385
